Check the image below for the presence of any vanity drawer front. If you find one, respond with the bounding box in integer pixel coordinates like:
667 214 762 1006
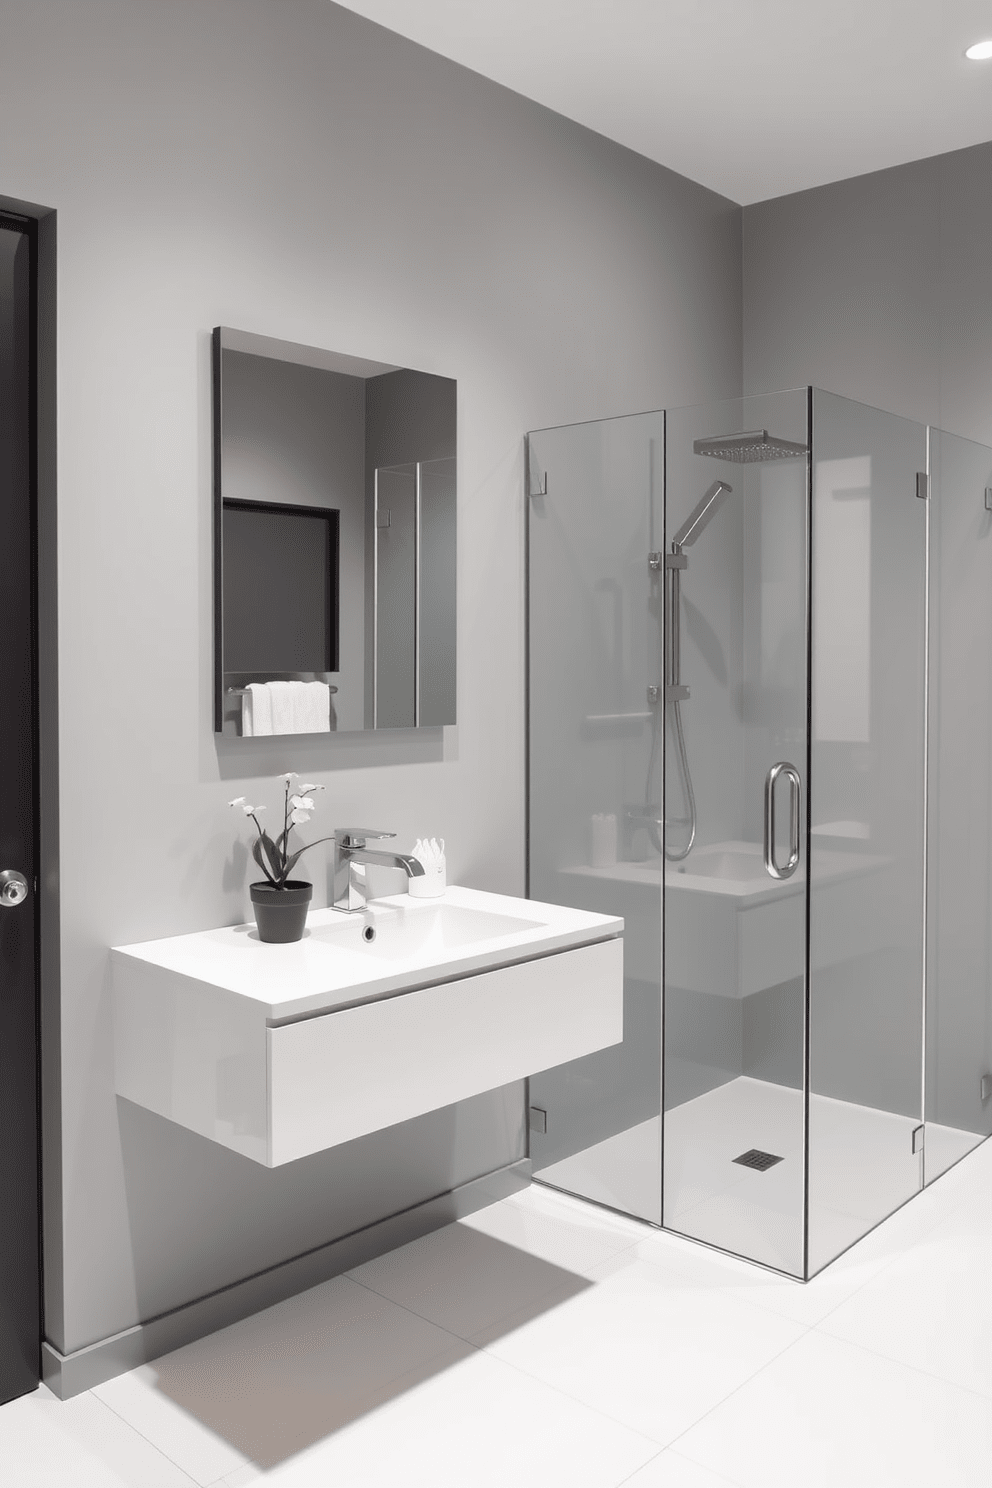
266 936 623 1165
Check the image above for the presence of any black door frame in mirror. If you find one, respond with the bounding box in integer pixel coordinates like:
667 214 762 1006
220 497 341 676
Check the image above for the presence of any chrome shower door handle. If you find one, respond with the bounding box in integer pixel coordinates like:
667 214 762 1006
763 762 802 880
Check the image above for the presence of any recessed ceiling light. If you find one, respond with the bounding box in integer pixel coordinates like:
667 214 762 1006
965 39 992 60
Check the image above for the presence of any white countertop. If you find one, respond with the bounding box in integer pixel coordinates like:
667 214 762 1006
112 885 623 1023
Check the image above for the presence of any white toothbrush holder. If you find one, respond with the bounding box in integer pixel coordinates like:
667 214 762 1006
409 838 446 898
409 862 446 898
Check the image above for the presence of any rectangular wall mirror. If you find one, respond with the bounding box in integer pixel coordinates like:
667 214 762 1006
212 327 457 735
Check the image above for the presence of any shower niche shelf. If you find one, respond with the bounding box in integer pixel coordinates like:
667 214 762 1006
560 840 890 998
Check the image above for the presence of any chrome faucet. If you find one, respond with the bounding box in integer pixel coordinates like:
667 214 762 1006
331 828 425 913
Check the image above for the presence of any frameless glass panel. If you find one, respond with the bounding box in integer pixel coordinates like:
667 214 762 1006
807 390 926 1276
925 429 992 1182
374 463 417 727
663 391 810 1278
527 412 664 1224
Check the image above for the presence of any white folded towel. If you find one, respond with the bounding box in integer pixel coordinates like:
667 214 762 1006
294 680 331 733
267 680 295 735
241 680 332 736
242 682 274 737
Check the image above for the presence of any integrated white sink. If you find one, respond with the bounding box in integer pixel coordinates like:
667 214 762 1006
113 886 623 1165
310 900 541 964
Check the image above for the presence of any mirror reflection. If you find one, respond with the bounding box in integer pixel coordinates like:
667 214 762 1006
213 327 456 734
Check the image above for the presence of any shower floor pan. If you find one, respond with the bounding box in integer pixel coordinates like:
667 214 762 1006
663 1075 979 1275
535 1081 979 1276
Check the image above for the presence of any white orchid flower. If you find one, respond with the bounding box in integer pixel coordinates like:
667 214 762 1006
290 795 314 810
291 807 312 825
282 772 298 784
298 783 323 794
228 796 246 808
246 803 264 815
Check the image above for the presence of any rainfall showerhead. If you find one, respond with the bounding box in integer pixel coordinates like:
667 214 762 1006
672 479 733 549
692 429 808 463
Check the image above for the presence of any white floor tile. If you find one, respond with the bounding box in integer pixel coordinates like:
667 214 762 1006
464 1177 648 1273
347 1209 593 1341
621 1449 744 1486
250 1347 660 1488
14 1133 992 1488
478 1253 804 1445
0 1385 197 1487
608 1221 883 1329
218 1468 262 1488
94 1372 246 1486
673 1329 992 1488
819 1160 968 1269
656 1133 992 1328
95 1273 468 1479
817 1218 992 1397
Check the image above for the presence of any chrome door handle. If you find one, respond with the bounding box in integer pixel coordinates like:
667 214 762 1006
763 763 801 880
0 869 29 907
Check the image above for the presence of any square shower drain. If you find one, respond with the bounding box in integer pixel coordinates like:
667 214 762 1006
733 1148 783 1172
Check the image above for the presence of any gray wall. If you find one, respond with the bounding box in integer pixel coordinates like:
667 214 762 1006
1 0 742 1355
743 141 992 443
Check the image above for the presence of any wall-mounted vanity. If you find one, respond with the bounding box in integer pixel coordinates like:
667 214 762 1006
113 887 623 1166
213 328 457 735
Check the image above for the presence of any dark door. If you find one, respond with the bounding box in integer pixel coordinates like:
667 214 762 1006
0 212 41 1403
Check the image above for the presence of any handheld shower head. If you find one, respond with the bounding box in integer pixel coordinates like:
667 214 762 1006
671 480 733 550
662 479 733 861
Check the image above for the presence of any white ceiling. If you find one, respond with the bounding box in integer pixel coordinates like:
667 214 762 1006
334 0 992 204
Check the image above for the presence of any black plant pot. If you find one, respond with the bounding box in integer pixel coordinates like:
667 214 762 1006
249 881 313 943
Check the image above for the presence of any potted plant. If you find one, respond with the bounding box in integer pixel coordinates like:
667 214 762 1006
229 774 331 943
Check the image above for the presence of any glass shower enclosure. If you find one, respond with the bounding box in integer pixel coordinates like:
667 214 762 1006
527 388 992 1279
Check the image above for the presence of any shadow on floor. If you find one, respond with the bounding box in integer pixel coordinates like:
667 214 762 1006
144 1223 590 1471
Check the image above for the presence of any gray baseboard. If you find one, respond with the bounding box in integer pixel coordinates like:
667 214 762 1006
42 1159 530 1400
